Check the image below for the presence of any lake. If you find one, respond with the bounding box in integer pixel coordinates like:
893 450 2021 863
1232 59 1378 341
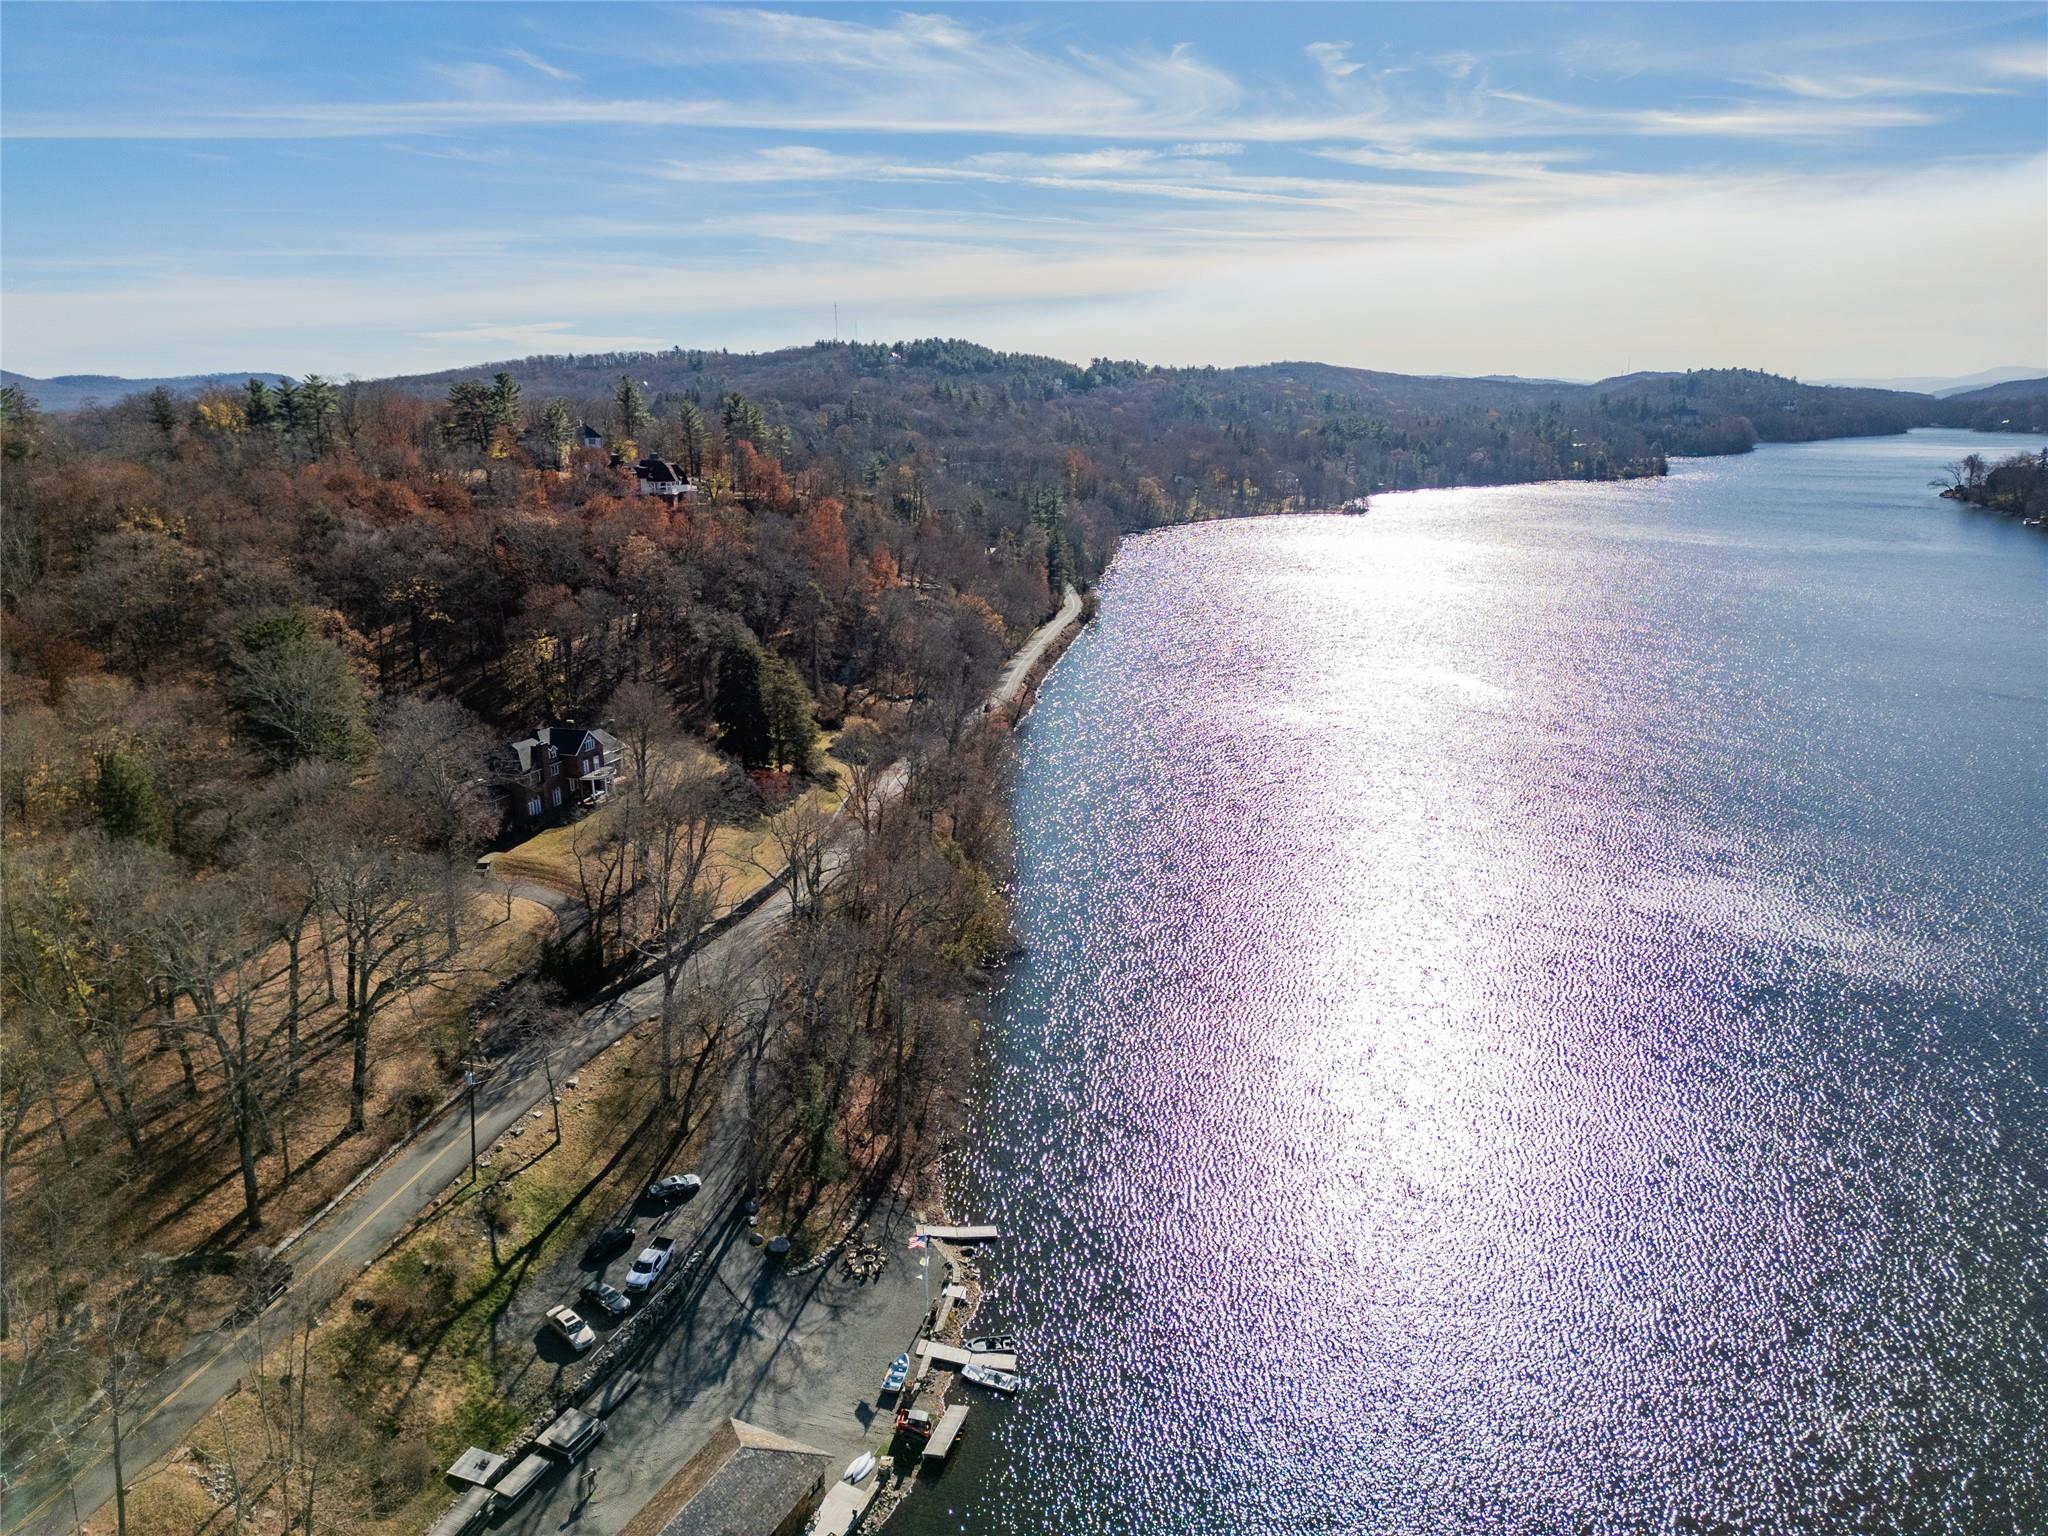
894 430 2047 1536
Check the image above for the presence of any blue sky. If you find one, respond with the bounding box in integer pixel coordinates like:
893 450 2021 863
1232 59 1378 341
3 2 2044 380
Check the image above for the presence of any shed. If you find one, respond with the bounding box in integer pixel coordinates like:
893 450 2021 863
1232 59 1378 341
492 1452 553 1509
618 1418 831 1536
535 1406 605 1462
444 1446 506 1488
425 1485 494 1536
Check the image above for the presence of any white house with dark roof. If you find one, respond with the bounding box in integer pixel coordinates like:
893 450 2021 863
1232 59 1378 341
634 454 696 502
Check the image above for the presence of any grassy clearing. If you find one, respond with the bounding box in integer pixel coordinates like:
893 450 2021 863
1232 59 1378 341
486 733 854 916
94 1020 714 1536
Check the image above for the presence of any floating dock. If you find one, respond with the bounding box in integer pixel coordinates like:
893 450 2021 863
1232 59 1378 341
923 1404 970 1465
916 1340 1017 1373
918 1224 999 1243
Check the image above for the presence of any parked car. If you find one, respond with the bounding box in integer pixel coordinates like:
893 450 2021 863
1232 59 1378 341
646 1173 701 1203
545 1305 596 1352
625 1236 676 1293
578 1280 631 1318
584 1225 635 1264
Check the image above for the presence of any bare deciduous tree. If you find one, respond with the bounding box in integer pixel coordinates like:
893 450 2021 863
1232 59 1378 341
316 830 445 1136
380 696 499 955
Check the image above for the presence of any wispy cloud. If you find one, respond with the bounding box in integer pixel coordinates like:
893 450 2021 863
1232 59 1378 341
420 319 666 350
1 4 2041 379
1975 44 2048 83
1761 70 2009 101
0 8 1985 147
504 48 578 83
1489 90 1940 138
1307 41 1364 84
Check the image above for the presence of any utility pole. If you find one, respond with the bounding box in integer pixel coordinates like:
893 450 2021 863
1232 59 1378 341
466 1069 478 1184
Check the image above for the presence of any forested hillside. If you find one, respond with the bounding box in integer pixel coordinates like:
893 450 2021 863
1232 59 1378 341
0 361 1063 1514
1942 376 2048 433
381 343 1974 517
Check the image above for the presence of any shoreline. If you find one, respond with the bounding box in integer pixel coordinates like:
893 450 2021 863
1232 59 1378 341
860 591 1092 1530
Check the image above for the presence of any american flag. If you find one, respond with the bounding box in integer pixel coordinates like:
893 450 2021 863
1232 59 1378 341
906 1232 928 1250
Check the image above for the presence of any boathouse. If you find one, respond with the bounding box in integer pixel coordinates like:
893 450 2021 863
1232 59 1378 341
618 1418 831 1536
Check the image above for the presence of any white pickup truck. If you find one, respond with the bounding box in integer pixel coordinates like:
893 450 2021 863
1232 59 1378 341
624 1235 676 1293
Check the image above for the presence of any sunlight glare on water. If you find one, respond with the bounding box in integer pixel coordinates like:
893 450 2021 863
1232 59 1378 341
898 432 2047 1536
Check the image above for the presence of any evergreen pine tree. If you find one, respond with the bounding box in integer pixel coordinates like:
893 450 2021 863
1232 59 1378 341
94 750 167 845
714 639 775 768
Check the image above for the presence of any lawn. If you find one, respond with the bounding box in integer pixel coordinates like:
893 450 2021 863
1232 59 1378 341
484 733 855 917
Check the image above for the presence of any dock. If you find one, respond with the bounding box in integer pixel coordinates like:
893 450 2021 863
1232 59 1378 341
932 1282 969 1336
918 1224 998 1243
915 1340 1017 1373
810 1478 876 1535
922 1404 970 1466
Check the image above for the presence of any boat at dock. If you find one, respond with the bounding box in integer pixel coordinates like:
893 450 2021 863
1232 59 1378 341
965 1334 1018 1354
962 1363 1022 1395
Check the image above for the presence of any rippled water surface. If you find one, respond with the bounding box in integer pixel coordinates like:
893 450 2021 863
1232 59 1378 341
897 432 2047 1536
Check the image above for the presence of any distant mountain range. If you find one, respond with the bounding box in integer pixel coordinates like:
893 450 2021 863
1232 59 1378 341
1939 375 2048 403
1816 365 2048 397
7 360 2044 414
0 368 287 413
4 354 2042 436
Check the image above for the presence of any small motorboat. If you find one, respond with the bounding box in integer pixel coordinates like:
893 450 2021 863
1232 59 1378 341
965 1334 1018 1354
961 1364 1022 1395
843 1451 876 1485
881 1352 911 1395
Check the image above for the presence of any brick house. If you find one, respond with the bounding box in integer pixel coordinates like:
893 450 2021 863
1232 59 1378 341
486 724 624 829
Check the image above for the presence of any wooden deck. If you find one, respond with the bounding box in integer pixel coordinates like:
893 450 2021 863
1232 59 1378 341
918 1224 999 1243
932 1282 969 1336
810 1479 876 1535
923 1404 970 1464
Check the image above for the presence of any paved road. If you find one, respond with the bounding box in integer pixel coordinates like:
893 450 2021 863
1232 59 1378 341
5 591 1082 1536
992 584 1082 711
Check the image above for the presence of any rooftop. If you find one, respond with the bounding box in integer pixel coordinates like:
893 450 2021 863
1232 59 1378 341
617 1418 831 1536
